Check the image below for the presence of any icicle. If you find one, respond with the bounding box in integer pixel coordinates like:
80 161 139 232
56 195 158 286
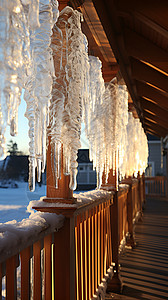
0 0 30 158
54 142 61 188
23 0 59 190
29 157 36 191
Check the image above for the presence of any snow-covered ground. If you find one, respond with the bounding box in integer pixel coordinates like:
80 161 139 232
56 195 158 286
0 182 46 223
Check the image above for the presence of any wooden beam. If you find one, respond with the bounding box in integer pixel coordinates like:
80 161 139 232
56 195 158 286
118 10 168 41
92 0 142 118
144 117 168 132
124 27 168 74
145 121 168 137
136 80 168 111
131 58 168 94
140 97 168 121
115 0 168 32
146 128 162 138
143 111 168 129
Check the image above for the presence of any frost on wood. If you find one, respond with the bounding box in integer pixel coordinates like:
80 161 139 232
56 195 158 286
49 7 90 190
24 0 59 191
0 0 31 157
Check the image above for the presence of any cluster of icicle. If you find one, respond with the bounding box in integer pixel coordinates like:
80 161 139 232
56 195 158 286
83 60 129 189
23 0 59 191
0 0 31 158
0 3 148 192
126 113 148 177
49 7 90 190
83 57 148 188
0 0 59 191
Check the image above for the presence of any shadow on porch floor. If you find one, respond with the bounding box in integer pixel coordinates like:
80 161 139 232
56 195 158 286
106 198 168 300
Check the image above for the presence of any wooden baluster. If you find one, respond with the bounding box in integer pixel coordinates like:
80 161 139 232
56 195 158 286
54 218 70 300
75 216 81 300
80 218 85 300
107 191 122 293
6 255 19 300
91 213 95 296
98 206 101 286
88 211 92 300
20 247 31 300
107 202 112 268
33 240 42 300
103 203 107 276
101 203 104 281
84 214 88 300
0 264 2 300
94 207 98 291
44 234 52 300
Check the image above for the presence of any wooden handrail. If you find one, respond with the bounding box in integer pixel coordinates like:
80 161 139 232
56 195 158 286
145 176 167 198
0 175 145 299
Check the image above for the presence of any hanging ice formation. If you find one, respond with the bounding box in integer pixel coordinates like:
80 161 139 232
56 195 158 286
102 80 128 185
0 0 31 158
126 112 148 177
84 56 105 188
49 7 90 190
83 61 129 189
24 0 59 191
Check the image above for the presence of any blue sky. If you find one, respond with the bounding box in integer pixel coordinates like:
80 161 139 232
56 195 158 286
4 93 89 156
5 92 29 155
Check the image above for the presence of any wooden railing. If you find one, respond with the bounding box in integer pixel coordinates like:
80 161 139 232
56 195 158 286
0 227 59 299
74 197 113 300
145 176 168 198
0 176 144 299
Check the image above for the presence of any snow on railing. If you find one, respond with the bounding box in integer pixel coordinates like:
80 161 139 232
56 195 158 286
0 181 144 299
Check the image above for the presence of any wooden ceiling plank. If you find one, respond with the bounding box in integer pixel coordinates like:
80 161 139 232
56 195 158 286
145 120 168 136
140 97 168 121
143 111 168 129
115 0 168 34
124 27 168 74
146 128 162 138
92 0 142 117
131 58 168 94
118 10 168 40
144 117 168 132
136 80 168 110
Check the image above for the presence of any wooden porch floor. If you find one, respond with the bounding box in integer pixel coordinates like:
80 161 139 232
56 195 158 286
106 198 168 300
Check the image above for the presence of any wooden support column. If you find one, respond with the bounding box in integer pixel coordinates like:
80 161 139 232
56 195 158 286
166 150 168 198
101 167 122 293
142 172 146 207
107 191 122 293
122 177 136 248
137 172 143 221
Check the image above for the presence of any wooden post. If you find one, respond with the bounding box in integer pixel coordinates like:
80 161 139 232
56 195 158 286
54 220 70 300
142 172 146 208
102 167 122 293
126 181 136 248
121 177 136 248
166 150 168 198
137 172 143 221
46 139 74 203
107 191 122 293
